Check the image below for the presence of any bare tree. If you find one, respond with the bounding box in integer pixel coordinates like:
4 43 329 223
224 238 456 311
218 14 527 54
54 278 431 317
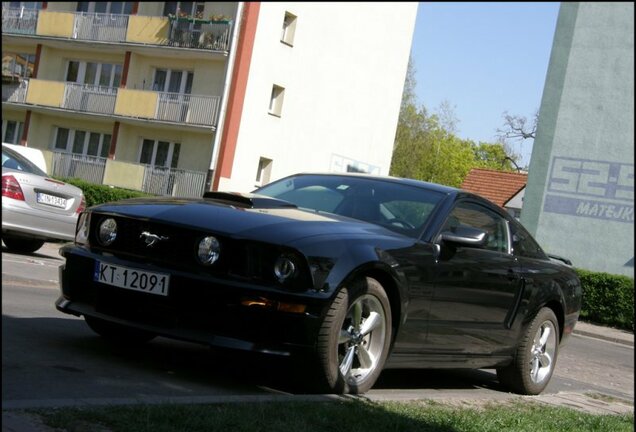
496 110 538 141
435 99 459 135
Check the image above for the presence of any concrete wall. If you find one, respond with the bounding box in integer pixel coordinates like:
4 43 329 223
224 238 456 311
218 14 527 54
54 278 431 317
522 3 634 276
221 2 418 192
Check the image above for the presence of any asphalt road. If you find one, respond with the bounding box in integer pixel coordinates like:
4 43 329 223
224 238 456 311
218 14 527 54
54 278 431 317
2 242 634 410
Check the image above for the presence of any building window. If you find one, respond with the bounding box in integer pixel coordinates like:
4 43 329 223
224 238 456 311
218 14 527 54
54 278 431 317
7 2 42 10
139 139 180 168
268 85 285 117
76 2 133 14
255 157 273 186
153 69 193 95
2 53 36 85
53 127 111 158
163 1 205 18
65 61 123 88
281 11 297 46
2 120 24 144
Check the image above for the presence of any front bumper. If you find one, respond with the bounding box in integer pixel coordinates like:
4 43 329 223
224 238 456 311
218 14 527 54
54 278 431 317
57 245 327 356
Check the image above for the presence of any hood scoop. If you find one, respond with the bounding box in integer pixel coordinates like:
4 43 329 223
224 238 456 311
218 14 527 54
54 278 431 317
203 191 297 209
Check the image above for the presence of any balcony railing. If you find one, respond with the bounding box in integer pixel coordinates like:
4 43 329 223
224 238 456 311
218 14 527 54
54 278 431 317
49 152 207 198
72 12 129 42
51 152 107 185
62 82 118 114
1 6 38 35
3 7 233 52
156 92 220 126
2 81 28 103
142 165 207 197
168 20 232 51
7 79 220 127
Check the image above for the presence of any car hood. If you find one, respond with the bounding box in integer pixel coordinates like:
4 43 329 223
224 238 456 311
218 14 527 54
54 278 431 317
90 192 403 245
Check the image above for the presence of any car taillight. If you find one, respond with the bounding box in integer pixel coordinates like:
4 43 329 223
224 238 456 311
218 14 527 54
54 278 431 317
1 175 25 201
76 196 86 214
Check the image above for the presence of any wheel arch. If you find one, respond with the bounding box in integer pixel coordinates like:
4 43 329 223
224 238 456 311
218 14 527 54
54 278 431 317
342 264 404 348
542 299 565 343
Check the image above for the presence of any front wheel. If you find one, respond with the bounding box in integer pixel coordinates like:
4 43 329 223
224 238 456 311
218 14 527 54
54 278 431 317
497 307 559 395
315 277 392 394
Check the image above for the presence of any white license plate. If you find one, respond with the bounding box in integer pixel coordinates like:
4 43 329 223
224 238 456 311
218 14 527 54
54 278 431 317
94 261 170 296
37 193 67 208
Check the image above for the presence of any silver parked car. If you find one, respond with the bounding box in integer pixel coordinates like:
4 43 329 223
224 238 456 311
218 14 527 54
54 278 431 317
2 144 85 253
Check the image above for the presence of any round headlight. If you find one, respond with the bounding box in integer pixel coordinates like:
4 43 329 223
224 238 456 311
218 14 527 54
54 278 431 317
98 218 117 246
197 236 220 265
274 255 296 282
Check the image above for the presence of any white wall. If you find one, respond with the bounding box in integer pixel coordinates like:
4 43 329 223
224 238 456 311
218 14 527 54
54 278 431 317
222 2 418 192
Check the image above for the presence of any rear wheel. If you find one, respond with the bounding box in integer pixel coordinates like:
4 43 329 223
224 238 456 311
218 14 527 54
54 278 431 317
315 276 392 394
2 236 45 254
497 307 559 395
85 315 156 344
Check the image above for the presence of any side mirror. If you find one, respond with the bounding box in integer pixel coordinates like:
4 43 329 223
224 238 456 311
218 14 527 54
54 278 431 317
440 226 488 248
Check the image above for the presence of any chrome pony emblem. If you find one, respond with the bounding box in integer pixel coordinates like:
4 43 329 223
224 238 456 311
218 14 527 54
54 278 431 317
139 231 169 247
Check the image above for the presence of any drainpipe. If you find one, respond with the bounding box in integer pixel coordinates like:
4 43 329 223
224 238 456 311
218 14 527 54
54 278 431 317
206 1 244 191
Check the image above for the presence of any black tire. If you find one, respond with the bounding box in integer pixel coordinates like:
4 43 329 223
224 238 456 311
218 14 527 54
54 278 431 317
2 237 45 254
85 315 156 344
315 276 392 394
497 307 559 395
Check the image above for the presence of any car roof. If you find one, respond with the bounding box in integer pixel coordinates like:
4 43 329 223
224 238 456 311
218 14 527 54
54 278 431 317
287 172 460 195
2 143 48 174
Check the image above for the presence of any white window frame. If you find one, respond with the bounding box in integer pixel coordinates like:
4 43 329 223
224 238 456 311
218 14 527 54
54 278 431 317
52 127 111 158
280 11 297 46
152 68 194 94
138 138 181 168
268 84 285 117
2 120 24 144
65 60 123 88
76 2 133 14
255 157 273 187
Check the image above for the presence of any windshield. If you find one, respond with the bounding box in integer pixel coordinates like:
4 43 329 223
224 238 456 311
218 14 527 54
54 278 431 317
255 174 445 237
1 146 48 177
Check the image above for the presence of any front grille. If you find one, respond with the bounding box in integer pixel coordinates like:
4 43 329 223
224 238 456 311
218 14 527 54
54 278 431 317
87 213 288 282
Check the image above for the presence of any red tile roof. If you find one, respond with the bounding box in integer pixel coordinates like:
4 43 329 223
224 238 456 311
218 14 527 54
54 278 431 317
461 168 528 207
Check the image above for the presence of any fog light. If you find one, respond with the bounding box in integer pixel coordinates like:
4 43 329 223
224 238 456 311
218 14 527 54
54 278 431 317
197 236 220 265
97 218 117 246
274 255 296 282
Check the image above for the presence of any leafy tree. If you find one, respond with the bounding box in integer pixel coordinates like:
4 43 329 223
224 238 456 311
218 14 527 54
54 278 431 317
390 58 520 188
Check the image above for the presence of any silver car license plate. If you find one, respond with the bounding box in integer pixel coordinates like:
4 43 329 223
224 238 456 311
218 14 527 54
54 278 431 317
37 192 67 208
94 261 170 296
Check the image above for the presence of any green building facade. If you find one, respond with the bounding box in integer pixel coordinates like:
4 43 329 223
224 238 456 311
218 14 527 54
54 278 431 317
522 2 634 277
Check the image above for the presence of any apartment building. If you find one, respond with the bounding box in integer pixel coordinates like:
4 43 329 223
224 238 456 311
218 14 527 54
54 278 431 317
2 2 418 195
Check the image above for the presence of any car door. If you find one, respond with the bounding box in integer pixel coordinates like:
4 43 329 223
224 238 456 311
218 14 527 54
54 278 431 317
425 199 523 355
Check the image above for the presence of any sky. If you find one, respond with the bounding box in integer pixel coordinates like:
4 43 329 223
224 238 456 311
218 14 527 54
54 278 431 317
411 2 561 168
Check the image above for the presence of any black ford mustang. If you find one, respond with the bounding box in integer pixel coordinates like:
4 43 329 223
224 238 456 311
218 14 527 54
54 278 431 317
56 173 581 395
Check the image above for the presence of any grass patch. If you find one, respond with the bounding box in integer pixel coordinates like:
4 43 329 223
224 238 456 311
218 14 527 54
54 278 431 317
29 399 634 432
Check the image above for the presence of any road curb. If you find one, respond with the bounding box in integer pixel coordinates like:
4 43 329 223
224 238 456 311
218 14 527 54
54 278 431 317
573 328 634 347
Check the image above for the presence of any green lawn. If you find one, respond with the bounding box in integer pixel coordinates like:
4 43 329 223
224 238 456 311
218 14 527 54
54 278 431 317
31 399 634 432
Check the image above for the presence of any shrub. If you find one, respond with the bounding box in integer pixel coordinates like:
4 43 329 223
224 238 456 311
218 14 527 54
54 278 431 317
55 177 153 208
576 268 634 331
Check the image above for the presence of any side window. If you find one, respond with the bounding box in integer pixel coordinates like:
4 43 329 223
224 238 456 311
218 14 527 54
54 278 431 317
442 201 509 253
509 221 547 259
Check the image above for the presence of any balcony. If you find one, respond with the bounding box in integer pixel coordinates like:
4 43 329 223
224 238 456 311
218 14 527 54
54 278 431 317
3 79 221 128
50 151 207 198
63 82 118 114
2 7 233 52
2 81 28 103
1 6 38 35
72 12 129 42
